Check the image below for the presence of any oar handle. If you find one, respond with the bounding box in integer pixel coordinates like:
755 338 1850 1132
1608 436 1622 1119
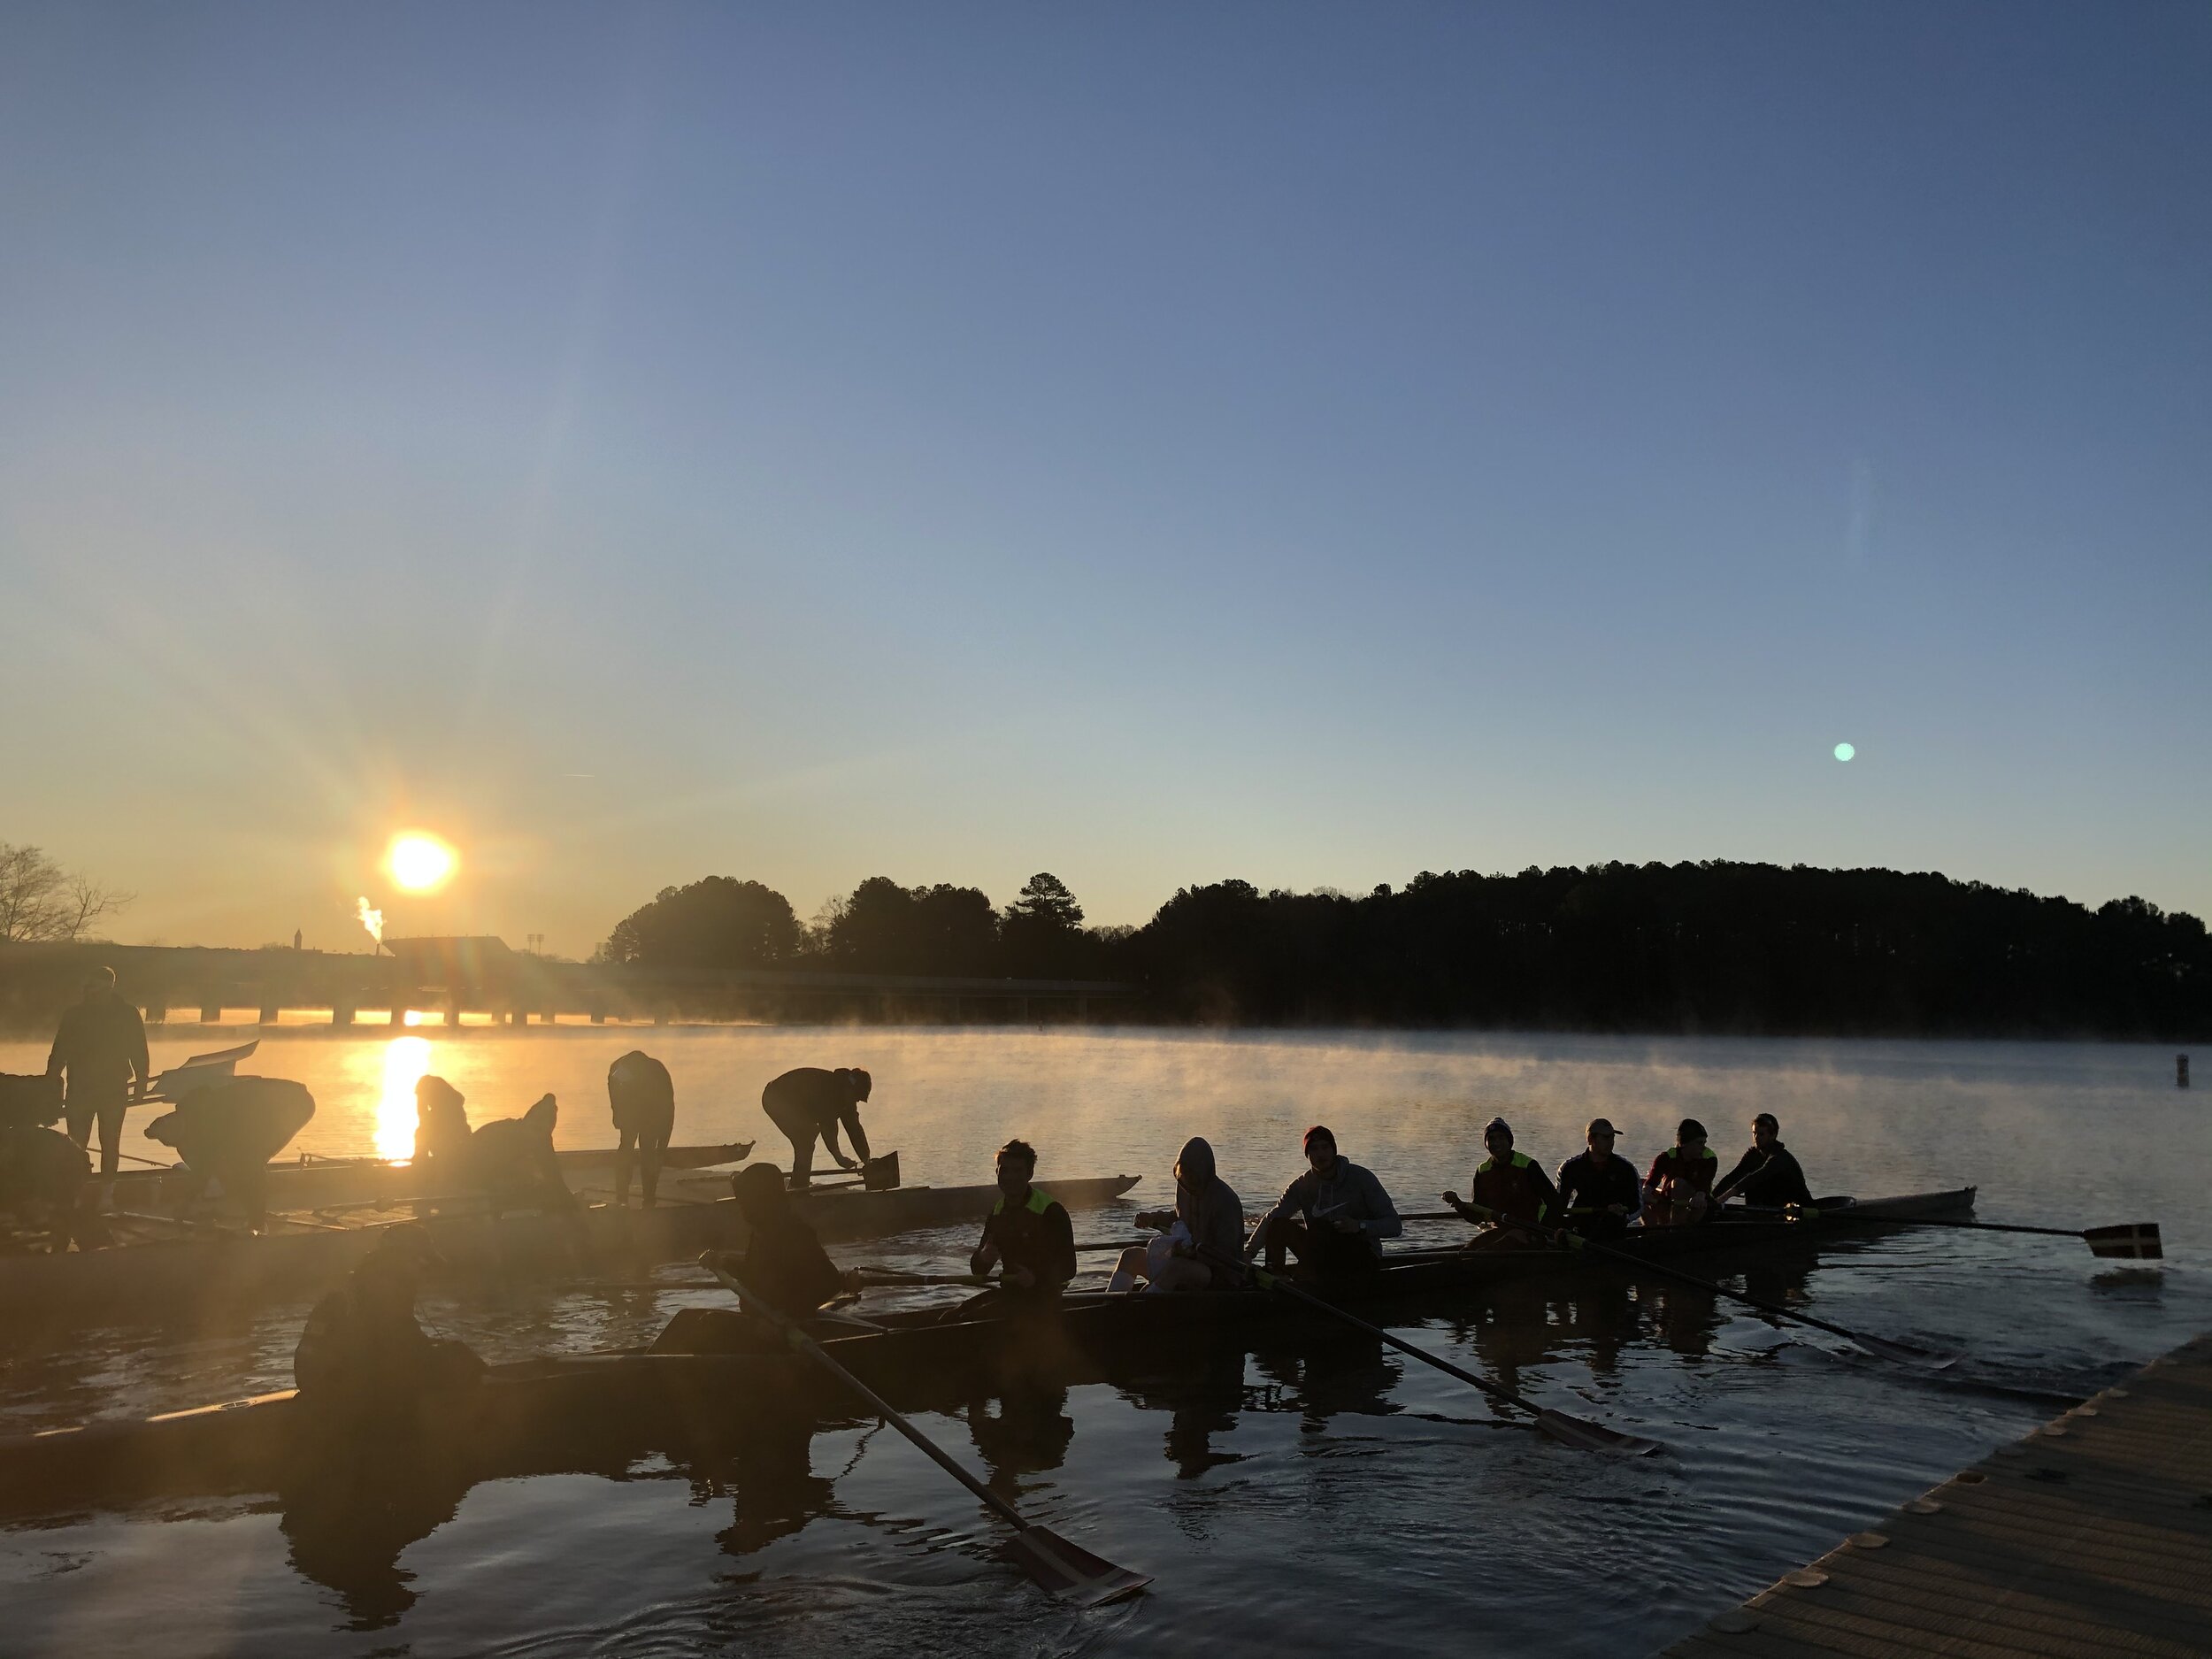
699 1255 1030 1532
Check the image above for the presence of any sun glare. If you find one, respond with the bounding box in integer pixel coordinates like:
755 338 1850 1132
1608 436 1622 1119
386 831 457 893
376 1035 434 1160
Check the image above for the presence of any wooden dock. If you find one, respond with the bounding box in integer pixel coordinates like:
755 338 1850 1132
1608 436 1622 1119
1661 1329 2212 1657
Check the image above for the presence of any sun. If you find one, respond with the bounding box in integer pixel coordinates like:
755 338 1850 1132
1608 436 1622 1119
386 831 458 893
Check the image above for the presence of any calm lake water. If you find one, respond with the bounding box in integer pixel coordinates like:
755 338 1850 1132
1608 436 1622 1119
1 1026 2205 1657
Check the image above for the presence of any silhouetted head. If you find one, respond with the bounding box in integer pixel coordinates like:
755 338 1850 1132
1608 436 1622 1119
414 1075 465 1122
1483 1117 1514 1158
355 1223 441 1312
995 1137 1037 1200
1751 1112 1779 1151
732 1161 790 1223
1175 1136 1216 1192
1586 1117 1618 1155
83 966 117 1001
1676 1118 1708 1153
837 1068 872 1104
1302 1125 1337 1173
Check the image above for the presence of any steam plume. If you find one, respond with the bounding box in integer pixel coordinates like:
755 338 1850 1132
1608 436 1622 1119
357 896 384 949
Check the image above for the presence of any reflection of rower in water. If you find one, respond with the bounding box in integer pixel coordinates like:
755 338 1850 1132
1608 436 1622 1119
1715 1112 1814 1210
1109 1135 1242 1294
1442 1117 1560 1248
969 1139 1076 1309
1247 1125 1402 1278
1641 1118 1720 1226
1554 1117 1642 1239
759 1066 872 1189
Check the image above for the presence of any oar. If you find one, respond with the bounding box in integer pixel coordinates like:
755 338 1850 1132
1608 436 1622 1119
1732 1203 2161 1261
698 1255 1149 1606
1456 1202 1961 1370
1195 1244 1659 1455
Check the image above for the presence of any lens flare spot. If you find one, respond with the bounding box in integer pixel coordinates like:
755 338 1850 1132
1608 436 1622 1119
376 1035 434 1160
1833 742 1855 763
386 832 457 893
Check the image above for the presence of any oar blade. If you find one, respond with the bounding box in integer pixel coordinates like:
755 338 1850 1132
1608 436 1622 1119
1852 1332 1962 1371
1533 1409 1663 1457
2085 1223 2162 1260
1004 1525 1152 1606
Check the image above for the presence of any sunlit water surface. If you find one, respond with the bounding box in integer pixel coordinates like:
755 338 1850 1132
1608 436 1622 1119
1 1026 2204 1657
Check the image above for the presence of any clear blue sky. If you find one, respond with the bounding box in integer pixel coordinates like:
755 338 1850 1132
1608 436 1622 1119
3 3 2206 954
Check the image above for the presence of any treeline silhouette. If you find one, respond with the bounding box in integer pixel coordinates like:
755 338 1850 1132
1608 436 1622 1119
598 863 2210 1039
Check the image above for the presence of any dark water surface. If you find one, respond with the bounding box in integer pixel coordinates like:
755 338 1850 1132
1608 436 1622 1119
0 1028 2204 1656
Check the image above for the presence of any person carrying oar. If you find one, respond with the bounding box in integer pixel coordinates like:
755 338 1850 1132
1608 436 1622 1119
1441 1118 1560 1250
760 1066 873 1190
1246 1125 1402 1279
1714 1112 1813 1210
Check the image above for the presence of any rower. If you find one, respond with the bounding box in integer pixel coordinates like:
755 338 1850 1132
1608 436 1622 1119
759 1066 872 1189
1641 1118 1719 1225
1109 1136 1242 1294
1554 1117 1641 1238
970 1139 1076 1302
1715 1112 1813 1210
294 1225 484 1418
716 1163 854 1318
1443 1117 1560 1248
1246 1125 1402 1277
606 1050 676 1209
412 1075 473 1171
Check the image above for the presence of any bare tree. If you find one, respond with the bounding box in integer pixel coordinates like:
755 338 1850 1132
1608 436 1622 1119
0 844 134 943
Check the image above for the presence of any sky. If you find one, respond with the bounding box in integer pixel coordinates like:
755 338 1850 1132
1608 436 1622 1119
1 3 2207 955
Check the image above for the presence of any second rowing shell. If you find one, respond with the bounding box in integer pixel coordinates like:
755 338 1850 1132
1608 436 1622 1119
0 1171 1145 1335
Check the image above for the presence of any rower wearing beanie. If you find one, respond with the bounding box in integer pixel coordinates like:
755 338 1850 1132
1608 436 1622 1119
1643 1118 1720 1225
1555 1118 1642 1239
1444 1117 1561 1247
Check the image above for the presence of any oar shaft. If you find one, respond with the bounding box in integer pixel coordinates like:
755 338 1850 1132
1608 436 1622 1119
703 1259 1029 1532
1736 1206 2084 1241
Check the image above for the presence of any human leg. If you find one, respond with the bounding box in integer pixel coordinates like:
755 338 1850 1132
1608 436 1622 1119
611 1125 639 1209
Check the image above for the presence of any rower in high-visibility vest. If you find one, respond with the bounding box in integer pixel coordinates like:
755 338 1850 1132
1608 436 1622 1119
1445 1117 1561 1248
970 1138 1076 1299
1642 1118 1720 1225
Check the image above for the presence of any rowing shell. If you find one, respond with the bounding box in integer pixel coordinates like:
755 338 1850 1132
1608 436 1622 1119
0 1171 1145 1336
0 1187 1973 1518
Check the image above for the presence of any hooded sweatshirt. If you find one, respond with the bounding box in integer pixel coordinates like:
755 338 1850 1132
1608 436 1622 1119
1172 1137 1246 1287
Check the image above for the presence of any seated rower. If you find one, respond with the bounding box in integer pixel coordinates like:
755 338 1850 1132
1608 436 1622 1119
1642 1118 1719 1225
294 1225 484 1417
1443 1117 1560 1248
1715 1113 1813 1210
144 1076 316 1232
1247 1125 1402 1278
412 1075 474 1173
971 1139 1077 1303
718 1162 856 1318
1109 1136 1242 1294
1554 1117 1641 1238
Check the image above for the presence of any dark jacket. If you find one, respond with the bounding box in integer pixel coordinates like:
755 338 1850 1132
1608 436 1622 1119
738 1213 846 1317
1555 1149 1642 1233
761 1068 868 1161
1467 1150 1560 1229
1717 1141 1813 1208
607 1052 675 1139
1171 1136 1245 1287
47 995 149 1100
972 1186 1077 1294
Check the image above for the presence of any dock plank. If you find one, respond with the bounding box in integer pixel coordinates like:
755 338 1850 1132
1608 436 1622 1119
1658 1331 2212 1657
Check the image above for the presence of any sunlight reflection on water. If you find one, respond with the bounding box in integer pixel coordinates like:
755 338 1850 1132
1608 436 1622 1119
373 1035 433 1159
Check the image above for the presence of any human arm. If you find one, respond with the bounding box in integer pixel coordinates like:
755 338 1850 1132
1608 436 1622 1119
1356 1166 1402 1241
970 1212 999 1279
1713 1147 1762 1202
128 1007 150 1098
840 1107 871 1167
1530 1162 1563 1225
45 1007 72 1079
1028 1202 1078 1291
1243 1173 1307 1261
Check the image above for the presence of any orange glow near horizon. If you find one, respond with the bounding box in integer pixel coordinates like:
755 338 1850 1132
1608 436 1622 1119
385 831 457 893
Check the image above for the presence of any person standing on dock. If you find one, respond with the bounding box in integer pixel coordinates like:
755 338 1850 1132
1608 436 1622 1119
759 1066 872 1189
1641 1118 1719 1225
45 966 149 1182
1247 1125 1402 1277
1443 1117 1561 1248
1553 1117 1642 1238
606 1050 676 1207
970 1138 1076 1302
1714 1112 1814 1210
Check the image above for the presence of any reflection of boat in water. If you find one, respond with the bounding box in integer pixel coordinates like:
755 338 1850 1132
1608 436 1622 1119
0 1187 1971 1523
0 1171 1147 1335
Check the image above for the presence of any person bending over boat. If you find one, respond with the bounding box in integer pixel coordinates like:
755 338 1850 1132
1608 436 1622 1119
1554 1117 1641 1239
971 1139 1077 1302
294 1225 484 1418
717 1162 856 1318
606 1050 676 1208
144 1076 316 1232
760 1066 872 1189
46 967 149 1182
412 1075 473 1173
468 1094 582 1223
1714 1113 1813 1210
1109 1136 1242 1293
1641 1118 1719 1225
1443 1117 1560 1248
1247 1125 1402 1278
